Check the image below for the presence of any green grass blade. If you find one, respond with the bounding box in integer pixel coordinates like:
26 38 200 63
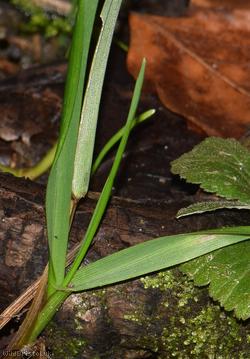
23 59 147 344
64 59 146 285
71 231 250 291
0 143 57 180
72 0 123 199
91 109 155 175
193 225 250 235
55 0 99 160
0 109 154 180
46 0 99 294
25 227 250 342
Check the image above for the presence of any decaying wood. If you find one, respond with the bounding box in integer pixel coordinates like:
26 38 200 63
0 173 250 358
1 171 249 308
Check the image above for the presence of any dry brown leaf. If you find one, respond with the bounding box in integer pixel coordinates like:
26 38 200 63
0 59 19 76
193 0 250 10
127 8 250 138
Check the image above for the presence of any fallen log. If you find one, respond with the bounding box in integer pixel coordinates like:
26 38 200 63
0 173 249 358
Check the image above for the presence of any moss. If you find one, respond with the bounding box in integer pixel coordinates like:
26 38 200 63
45 322 87 358
141 270 198 309
44 292 102 358
160 306 247 358
122 269 250 358
10 0 72 37
71 290 108 333
45 290 106 348
141 270 176 290
45 269 249 358
124 312 141 322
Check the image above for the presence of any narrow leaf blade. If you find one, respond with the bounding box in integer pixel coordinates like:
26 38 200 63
72 0 123 199
64 59 147 284
91 109 155 175
46 1 99 291
56 0 99 159
71 230 250 296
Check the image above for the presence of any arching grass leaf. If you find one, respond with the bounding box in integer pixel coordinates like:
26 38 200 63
70 228 250 298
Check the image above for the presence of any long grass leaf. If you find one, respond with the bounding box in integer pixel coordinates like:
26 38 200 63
72 0 123 199
64 60 146 285
71 231 250 291
91 109 155 175
46 0 99 293
56 0 99 159
23 59 147 344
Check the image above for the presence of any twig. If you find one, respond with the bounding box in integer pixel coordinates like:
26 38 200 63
0 243 81 331
0 191 101 331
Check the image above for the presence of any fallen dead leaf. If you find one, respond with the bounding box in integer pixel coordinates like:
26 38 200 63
0 59 19 76
193 0 250 10
127 7 250 138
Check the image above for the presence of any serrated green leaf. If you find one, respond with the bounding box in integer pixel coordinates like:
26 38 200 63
181 241 250 320
171 137 250 202
176 200 250 218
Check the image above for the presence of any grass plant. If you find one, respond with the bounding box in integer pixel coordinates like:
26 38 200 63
3 0 250 355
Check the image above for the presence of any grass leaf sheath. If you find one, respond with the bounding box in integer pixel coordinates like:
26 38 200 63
46 1 98 295
72 0 123 199
27 59 147 342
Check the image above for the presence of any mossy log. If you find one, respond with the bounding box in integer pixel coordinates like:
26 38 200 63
0 173 249 358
